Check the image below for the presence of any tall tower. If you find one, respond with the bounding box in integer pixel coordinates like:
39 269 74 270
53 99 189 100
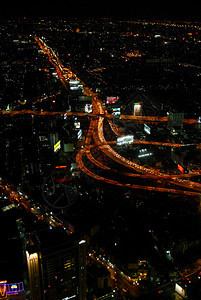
26 251 42 300
78 240 87 300
168 112 184 132
26 231 87 300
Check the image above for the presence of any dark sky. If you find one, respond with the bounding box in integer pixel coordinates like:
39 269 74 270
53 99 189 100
5 1 201 21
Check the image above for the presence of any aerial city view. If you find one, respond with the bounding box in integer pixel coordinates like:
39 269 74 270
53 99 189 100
2 16 201 299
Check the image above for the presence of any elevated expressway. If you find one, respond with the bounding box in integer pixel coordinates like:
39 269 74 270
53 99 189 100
26 37 201 196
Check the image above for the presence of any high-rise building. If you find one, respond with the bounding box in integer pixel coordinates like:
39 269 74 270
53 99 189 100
26 229 87 300
49 132 59 151
133 102 142 116
168 112 184 131
78 240 87 300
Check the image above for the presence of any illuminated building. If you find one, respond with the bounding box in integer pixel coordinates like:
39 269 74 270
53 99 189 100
122 92 146 115
50 132 59 150
26 230 87 300
78 240 87 300
117 135 134 145
168 112 184 132
175 282 187 298
134 102 142 116
26 251 42 300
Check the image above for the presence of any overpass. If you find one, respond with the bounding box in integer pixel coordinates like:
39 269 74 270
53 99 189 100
16 36 200 197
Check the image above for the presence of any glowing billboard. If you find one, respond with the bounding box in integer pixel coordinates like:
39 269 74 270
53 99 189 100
54 140 61 152
144 124 151 134
55 165 67 169
178 164 184 173
112 107 121 118
69 80 80 85
106 96 119 104
77 129 82 139
175 283 186 298
117 135 134 145
0 281 24 297
134 103 142 116
85 104 92 113
70 85 83 91
6 282 24 295
69 80 83 91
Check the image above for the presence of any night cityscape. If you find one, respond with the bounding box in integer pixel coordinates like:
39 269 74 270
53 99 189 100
2 15 201 300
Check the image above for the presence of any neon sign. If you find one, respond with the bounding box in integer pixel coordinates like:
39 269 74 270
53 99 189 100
0 281 6 299
55 165 67 169
178 164 184 173
117 135 134 145
0 281 24 296
106 96 119 104
54 140 61 152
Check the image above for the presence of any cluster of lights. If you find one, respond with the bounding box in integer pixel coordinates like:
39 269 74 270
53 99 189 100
138 149 153 158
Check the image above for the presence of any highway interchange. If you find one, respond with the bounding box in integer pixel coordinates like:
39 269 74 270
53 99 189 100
2 36 201 197
31 37 201 198
1 35 201 299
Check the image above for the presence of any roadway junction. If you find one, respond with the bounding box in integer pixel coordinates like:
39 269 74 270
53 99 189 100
2 36 201 197
28 36 201 198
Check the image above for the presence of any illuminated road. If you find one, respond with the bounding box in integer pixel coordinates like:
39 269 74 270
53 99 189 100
89 251 143 298
28 37 201 196
1 109 199 124
0 180 74 235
